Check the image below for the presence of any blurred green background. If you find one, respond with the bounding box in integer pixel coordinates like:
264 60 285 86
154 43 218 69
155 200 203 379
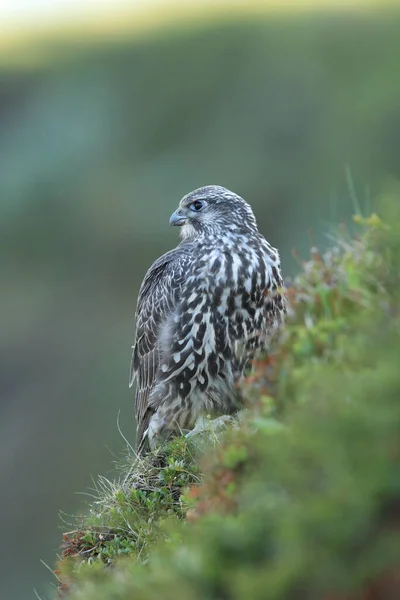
1 3 400 599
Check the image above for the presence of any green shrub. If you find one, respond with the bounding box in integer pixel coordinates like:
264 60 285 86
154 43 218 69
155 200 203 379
57 200 400 600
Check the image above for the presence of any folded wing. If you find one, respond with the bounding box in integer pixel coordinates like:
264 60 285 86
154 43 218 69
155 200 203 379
130 246 191 449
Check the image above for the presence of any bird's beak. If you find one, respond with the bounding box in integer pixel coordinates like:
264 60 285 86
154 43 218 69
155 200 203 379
169 209 187 227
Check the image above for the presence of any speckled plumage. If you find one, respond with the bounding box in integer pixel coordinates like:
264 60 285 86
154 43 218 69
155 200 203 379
130 186 285 453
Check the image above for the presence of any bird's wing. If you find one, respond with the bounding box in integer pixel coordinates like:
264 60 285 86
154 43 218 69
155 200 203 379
130 245 191 447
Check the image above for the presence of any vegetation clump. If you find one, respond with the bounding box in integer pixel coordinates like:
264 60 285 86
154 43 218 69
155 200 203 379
58 437 200 591
56 199 400 599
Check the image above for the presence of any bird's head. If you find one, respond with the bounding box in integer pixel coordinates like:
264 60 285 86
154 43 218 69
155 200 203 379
169 185 259 241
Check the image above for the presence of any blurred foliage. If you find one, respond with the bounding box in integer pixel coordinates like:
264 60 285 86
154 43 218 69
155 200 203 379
2 7 400 599
56 199 400 599
2 9 400 272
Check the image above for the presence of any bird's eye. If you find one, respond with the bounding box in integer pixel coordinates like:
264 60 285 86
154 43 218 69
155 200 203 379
190 200 204 212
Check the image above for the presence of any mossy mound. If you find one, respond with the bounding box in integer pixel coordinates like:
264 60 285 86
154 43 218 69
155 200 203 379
56 198 400 599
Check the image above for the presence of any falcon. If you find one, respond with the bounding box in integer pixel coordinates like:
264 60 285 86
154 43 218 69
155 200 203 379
130 185 285 454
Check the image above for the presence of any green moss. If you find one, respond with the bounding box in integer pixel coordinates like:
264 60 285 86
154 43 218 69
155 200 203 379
58 436 201 589
57 199 400 599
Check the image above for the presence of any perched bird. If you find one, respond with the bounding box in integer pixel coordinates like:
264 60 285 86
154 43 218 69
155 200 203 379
130 185 285 454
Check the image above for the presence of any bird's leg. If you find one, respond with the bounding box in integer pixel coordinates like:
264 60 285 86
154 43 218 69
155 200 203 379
185 413 238 442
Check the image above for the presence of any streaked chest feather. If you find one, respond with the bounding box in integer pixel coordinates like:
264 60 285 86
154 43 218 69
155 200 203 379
159 240 283 387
